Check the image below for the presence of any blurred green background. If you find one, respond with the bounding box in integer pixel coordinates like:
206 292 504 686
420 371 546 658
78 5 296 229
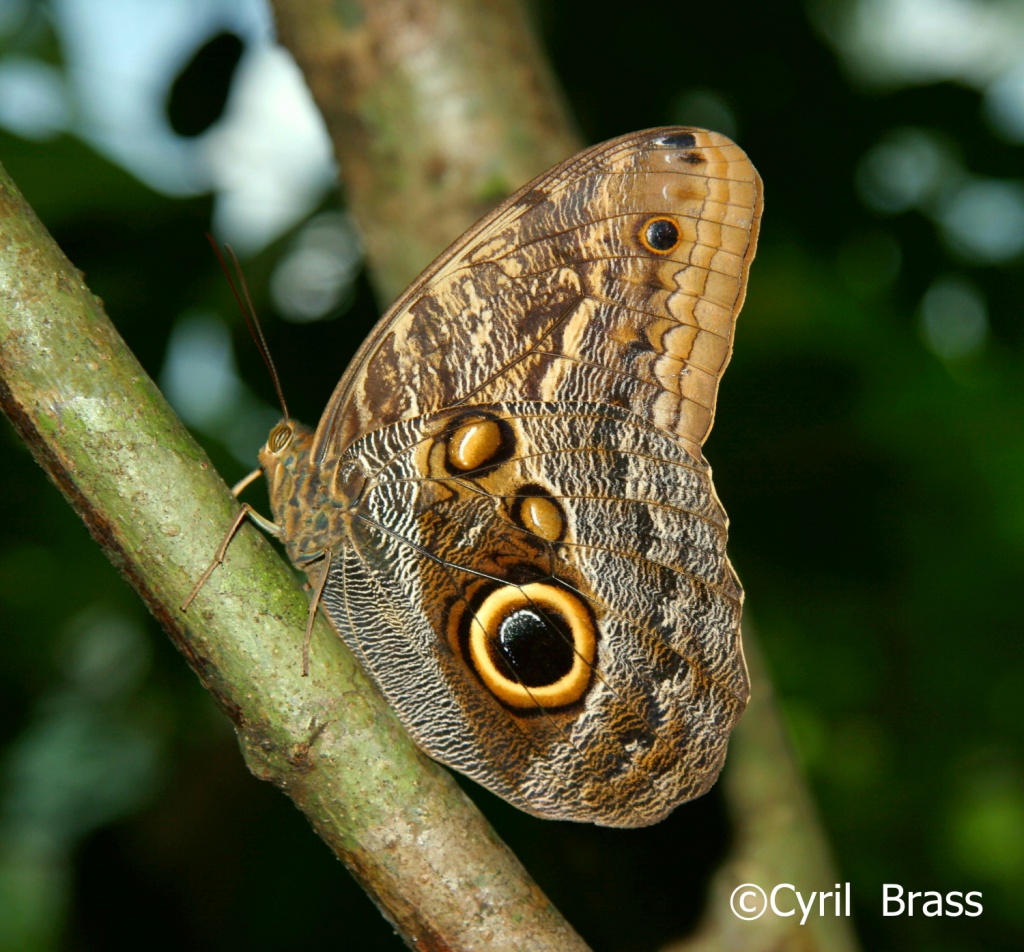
1 0 1022 950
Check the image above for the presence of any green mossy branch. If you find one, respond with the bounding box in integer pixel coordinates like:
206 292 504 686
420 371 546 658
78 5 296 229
0 165 587 952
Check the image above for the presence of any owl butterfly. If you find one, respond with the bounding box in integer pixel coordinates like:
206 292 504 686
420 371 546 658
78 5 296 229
209 127 761 827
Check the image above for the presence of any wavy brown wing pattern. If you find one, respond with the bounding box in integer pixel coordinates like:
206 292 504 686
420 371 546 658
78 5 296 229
312 127 762 463
267 127 762 826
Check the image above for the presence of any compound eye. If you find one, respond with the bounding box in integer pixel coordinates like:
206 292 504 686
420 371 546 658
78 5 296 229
267 423 293 453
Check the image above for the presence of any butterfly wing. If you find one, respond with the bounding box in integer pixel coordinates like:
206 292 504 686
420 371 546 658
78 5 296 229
288 128 761 826
312 127 761 463
329 400 745 826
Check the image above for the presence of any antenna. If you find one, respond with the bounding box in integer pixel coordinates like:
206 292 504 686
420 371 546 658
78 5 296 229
206 234 290 420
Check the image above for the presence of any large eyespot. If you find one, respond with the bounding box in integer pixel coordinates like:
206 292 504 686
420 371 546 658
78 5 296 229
467 582 596 709
639 216 682 254
267 423 293 453
443 412 515 474
510 484 566 542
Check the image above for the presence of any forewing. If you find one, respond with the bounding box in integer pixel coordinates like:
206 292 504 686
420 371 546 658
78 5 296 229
312 127 762 463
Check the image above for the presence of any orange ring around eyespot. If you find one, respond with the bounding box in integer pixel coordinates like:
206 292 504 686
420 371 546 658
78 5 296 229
638 216 682 254
468 582 596 709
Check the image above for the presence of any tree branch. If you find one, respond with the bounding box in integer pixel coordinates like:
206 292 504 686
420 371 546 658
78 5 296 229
271 0 581 301
0 167 587 951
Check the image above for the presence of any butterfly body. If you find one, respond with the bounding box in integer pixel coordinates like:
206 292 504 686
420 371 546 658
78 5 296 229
260 128 761 827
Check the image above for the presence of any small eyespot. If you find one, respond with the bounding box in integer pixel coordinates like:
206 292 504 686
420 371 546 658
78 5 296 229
442 413 515 474
639 216 681 254
267 423 292 453
655 131 696 149
332 460 367 506
510 485 566 542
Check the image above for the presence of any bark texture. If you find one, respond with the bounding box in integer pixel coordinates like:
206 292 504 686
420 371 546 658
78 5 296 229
0 163 588 951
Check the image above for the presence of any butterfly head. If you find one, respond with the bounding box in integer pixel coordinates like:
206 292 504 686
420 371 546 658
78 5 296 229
259 419 318 538
260 417 314 477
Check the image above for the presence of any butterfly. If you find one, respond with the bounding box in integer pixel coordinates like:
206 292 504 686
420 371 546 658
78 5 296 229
206 127 761 827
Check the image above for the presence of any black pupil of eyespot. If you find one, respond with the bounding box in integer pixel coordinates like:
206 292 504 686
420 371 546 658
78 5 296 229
645 219 679 251
495 608 574 687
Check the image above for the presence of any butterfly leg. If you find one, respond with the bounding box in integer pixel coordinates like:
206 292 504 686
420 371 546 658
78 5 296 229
230 466 264 496
302 548 332 677
181 502 281 610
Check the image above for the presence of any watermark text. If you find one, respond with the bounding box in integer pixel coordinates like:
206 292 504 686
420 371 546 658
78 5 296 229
730 882 983 922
